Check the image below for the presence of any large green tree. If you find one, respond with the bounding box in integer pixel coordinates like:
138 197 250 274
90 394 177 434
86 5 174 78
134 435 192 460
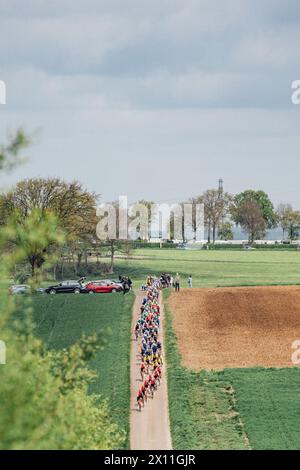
284 209 300 242
276 203 293 240
2 209 65 278
0 178 98 275
231 190 276 229
233 200 267 243
196 190 232 244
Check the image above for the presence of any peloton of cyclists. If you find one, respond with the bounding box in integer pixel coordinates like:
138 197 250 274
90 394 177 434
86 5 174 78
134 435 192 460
135 275 164 411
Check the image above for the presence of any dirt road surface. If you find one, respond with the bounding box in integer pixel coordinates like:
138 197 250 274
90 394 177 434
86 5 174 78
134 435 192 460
130 291 172 450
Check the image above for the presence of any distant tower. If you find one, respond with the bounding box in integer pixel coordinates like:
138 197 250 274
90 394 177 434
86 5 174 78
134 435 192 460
218 178 223 198
218 178 225 227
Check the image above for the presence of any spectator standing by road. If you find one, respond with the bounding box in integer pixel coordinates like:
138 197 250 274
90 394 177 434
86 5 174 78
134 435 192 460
188 275 193 288
122 277 130 295
175 273 180 292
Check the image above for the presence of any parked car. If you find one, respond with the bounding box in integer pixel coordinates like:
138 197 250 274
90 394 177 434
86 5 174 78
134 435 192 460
108 279 124 288
176 243 188 249
9 285 45 294
9 284 31 295
85 280 123 294
45 280 85 294
36 287 45 293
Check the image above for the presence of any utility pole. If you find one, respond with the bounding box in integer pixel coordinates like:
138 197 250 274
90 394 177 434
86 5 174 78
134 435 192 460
218 178 223 198
218 178 225 226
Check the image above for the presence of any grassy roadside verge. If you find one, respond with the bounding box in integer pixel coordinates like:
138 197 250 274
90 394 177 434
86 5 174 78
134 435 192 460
163 289 248 450
28 293 134 449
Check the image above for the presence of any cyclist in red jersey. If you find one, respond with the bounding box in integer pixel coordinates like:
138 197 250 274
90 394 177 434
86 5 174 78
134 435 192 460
154 368 160 385
140 362 146 380
137 390 143 411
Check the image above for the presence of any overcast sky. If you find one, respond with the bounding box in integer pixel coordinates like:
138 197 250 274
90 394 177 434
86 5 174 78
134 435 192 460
0 0 300 206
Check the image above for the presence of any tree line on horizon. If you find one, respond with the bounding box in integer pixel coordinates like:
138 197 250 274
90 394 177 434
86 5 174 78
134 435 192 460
187 189 300 246
1 131 300 282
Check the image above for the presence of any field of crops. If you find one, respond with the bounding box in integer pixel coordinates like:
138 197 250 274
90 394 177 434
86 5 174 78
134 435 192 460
29 293 134 448
221 368 300 450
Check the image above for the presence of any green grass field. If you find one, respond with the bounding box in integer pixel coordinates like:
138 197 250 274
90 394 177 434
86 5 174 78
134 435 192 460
164 285 300 450
221 368 300 450
29 293 134 449
113 248 300 288
18 248 300 450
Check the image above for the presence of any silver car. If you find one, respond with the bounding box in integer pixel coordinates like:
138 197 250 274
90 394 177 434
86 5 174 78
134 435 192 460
9 284 30 294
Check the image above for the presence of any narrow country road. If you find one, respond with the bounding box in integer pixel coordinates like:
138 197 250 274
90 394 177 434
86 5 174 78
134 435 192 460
130 291 172 450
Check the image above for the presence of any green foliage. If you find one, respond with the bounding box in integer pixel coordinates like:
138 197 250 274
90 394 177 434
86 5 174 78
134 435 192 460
49 333 106 393
221 368 300 450
218 222 234 241
0 205 126 449
1 209 65 278
232 190 277 229
0 326 124 450
209 243 298 250
0 178 98 276
0 129 30 171
276 203 300 240
12 262 32 283
199 189 233 244
133 241 178 249
26 293 134 448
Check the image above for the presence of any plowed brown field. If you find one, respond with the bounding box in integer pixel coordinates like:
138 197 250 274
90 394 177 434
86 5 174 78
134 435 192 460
169 286 300 370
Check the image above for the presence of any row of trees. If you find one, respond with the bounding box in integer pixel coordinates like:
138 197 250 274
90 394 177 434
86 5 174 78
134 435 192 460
188 189 300 245
1 178 300 280
1 132 300 281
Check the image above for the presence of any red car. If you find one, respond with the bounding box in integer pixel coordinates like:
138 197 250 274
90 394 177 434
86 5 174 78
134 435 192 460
85 280 123 294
